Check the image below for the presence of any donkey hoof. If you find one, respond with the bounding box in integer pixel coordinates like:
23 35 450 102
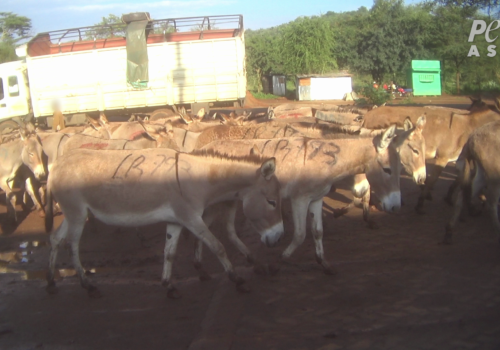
167 288 182 299
236 282 251 294
198 270 212 282
87 286 102 298
46 283 58 295
38 209 46 218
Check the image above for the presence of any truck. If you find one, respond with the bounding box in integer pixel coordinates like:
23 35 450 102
0 13 247 130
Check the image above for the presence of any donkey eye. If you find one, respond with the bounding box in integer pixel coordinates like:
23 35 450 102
409 145 419 155
267 199 277 208
383 168 392 175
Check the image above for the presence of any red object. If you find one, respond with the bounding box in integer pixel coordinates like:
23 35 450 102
383 84 388 90
28 29 238 57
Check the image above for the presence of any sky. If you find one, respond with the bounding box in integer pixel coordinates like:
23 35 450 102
4 0 421 35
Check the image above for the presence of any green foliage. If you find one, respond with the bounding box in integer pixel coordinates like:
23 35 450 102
245 28 282 92
280 16 337 75
350 0 433 82
251 91 281 99
0 12 32 64
87 14 126 39
355 85 392 105
0 12 32 42
0 41 17 63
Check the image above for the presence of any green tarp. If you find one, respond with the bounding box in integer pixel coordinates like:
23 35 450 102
126 20 149 89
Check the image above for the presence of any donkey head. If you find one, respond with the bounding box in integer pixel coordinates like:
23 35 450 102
397 114 427 185
240 155 284 247
365 125 405 213
20 123 46 180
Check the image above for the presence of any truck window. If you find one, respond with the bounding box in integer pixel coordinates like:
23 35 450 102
8 76 19 97
0 78 4 100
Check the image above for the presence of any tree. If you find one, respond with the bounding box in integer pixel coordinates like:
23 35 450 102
280 16 337 75
245 28 282 92
0 12 32 64
351 0 433 83
87 14 126 39
0 12 32 42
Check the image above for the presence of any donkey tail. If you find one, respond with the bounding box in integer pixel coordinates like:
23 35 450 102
45 185 54 233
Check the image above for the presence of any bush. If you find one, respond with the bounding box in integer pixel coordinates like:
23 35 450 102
354 86 392 106
251 91 281 99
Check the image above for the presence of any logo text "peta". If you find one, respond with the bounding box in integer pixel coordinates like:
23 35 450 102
468 20 499 57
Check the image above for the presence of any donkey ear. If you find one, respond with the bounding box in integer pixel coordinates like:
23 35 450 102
196 108 205 119
86 115 100 128
377 125 397 152
403 117 413 131
416 114 426 132
18 128 27 141
250 144 261 156
260 157 276 180
99 112 109 125
164 120 173 134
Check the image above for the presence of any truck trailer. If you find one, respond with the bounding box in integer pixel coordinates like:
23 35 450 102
0 13 246 130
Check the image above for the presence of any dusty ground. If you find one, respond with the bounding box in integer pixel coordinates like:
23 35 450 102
1 98 500 350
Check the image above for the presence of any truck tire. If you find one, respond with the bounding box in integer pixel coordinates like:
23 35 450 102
149 108 176 121
0 120 19 135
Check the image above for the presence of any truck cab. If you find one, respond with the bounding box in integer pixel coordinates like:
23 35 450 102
0 60 31 129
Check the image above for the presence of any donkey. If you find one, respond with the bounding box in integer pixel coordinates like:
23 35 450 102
44 148 283 298
334 115 427 228
195 128 409 276
0 124 46 222
343 104 500 214
443 120 500 245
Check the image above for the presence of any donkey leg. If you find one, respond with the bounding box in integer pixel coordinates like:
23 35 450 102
47 219 71 294
64 219 99 297
25 177 45 217
224 201 264 274
193 239 212 281
6 189 18 223
309 199 337 275
444 178 459 206
184 216 248 293
442 188 464 245
192 204 225 281
282 198 309 259
360 190 379 229
161 224 183 298
416 159 448 214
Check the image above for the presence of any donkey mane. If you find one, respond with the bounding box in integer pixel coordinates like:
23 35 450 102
190 149 266 165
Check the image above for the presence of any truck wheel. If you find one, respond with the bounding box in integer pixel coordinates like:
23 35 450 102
0 120 19 135
149 108 176 121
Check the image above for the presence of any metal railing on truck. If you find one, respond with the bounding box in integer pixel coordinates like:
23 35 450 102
27 14 244 57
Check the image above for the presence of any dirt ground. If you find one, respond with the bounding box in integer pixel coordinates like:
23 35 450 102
1 98 500 350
